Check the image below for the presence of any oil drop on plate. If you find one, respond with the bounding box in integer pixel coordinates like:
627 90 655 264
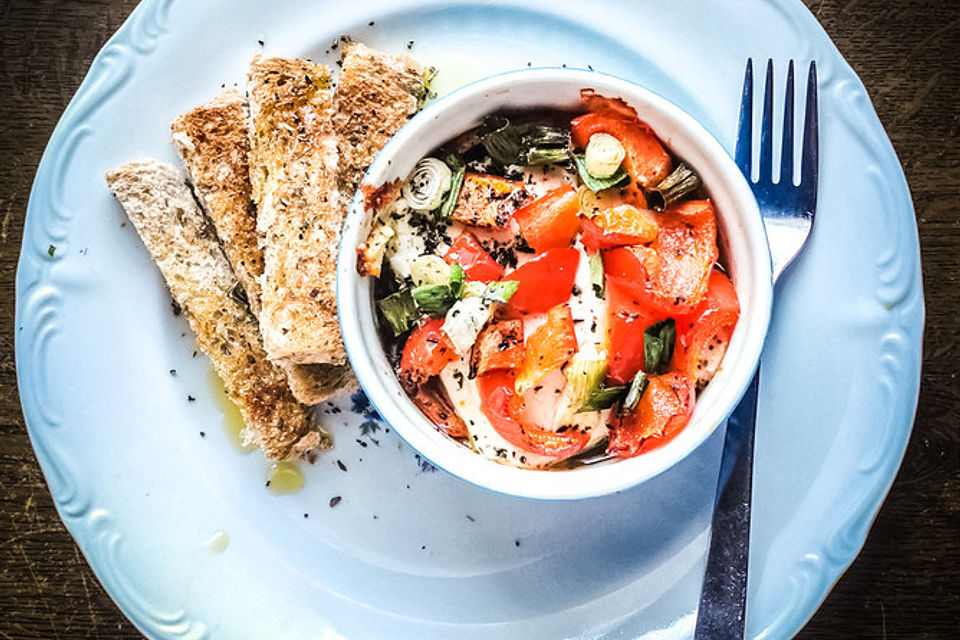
267 461 305 495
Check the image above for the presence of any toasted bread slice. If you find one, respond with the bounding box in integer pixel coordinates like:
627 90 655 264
171 89 263 315
105 160 330 460
334 41 427 195
172 88 353 404
282 361 357 405
248 56 346 366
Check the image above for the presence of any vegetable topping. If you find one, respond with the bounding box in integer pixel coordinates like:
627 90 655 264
361 96 739 468
403 157 452 211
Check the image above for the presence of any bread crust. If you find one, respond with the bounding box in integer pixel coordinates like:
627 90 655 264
105 160 330 460
173 87 353 404
248 56 346 365
171 89 263 315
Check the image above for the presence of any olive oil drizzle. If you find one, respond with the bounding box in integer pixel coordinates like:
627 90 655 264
207 367 255 454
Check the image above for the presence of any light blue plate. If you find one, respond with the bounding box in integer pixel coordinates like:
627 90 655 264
15 1 922 638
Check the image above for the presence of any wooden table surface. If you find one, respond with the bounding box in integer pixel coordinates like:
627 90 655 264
1 1 957 638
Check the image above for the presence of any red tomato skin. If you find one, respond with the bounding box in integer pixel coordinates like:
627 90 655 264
474 319 525 375
444 233 504 282
515 304 578 392
601 201 717 316
605 280 666 385
399 318 458 389
580 214 657 251
412 383 469 439
672 269 740 382
477 371 589 459
512 185 581 252
607 372 695 458
502 247 580 314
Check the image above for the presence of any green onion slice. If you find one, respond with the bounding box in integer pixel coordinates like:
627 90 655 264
648 163 701 210
584 133 626 179
449 263 465 299
578 384 628 413
589 252 605 299
480 116 570 166
565 348 608 406
440 154 465 218
574 155 629 193
621 371 649 413
403 157 452 212
482 281 519 304
377 288 419 336
411 284 453 316
644 318 677 374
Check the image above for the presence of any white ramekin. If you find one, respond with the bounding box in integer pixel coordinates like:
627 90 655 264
337 68 772 500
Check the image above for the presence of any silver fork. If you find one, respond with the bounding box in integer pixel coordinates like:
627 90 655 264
693 58 818 640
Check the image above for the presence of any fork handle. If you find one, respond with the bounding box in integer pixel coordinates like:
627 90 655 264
693 368 760 640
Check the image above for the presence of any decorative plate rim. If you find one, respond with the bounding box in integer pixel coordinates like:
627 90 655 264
14 1 924 638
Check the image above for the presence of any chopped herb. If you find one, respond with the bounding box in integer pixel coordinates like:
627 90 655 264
578 384 628 412
573 155 629 192
411 284 454 316
337 460 347 472
644 318 677 374
622 371 649 413
47 245 55 257
439 154 465 218
480 116 570 166
377 288 418 336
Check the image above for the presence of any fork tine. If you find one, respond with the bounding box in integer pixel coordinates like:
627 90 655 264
779 60 795 185
800 61 819 214
758 59 775 184
734 58 753 177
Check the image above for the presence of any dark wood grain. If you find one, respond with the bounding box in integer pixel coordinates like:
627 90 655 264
1 1 957 638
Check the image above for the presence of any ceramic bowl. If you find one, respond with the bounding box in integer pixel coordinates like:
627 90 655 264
337 68 772 500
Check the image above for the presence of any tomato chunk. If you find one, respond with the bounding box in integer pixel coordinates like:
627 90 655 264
513 185 581 252
571 111 672 201
602 244 661 293
473 319 524 375
580 204 659 251
607 372 695 458
412 380 468 438
603 200 717 315
595 204 659 242
605 280 666 385
650 200 718 311
502 247 580 314
515 304 578 393
444 232 504 282
478 370 589 459
399 318 458 390
673 269 740 389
